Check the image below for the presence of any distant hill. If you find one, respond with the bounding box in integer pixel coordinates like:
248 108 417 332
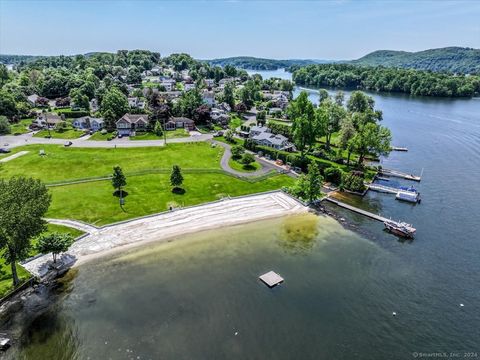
0 54 43 65
206 56 329 70
350 47 480 74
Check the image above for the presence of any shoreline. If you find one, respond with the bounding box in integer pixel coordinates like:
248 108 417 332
22 191 308 277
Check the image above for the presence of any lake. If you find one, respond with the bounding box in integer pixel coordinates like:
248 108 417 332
7 70 480 359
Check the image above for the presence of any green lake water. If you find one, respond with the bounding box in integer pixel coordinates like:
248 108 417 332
7 213 430 360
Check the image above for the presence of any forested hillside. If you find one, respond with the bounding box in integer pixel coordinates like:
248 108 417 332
291 64 480 97
207 56 323 70
350 47 480 74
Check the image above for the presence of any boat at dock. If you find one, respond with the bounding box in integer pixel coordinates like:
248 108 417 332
396 190 421 203
379 168 422 182
391 146 408 152
384 220 416 238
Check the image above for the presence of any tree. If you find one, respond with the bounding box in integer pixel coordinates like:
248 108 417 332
287 91 316 157
318 89 329 103
101 87 129 129
170 165 184 192
352 123 392 165
304 163 323 203
316 99 346 150
240 153 255 167
154 120 163 136
70 89 90 110
231 145 244 159
224 129 234 143
173 88 203 118
111 166 127 199
334 91 345 106
339 117 356 165
0 116 11 135
0 89 17 119
36 233 74 264
193 104 211 124
223 82 235 110
0 177 51 286
256 110 266 125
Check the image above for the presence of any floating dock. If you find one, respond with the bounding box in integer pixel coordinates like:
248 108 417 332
259 271 284 287
379 168 422 182
391 146 408 152
368 183 399 194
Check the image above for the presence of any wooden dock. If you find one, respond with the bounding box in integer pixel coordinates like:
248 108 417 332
368 183 399 194
379 168 422 182
391 146 408 152
323 197 390 222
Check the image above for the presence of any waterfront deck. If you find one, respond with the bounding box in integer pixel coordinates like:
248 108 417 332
368 183 399 194
259 271 284 287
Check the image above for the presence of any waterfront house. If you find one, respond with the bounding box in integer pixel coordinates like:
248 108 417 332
249 125 294 151
116 113 149 136
72 116 104 131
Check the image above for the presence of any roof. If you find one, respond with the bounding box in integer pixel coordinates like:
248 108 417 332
76 116 104 124
250 125 270 134
38 113 62 123
170 117 194 123
117 114 149 124
252 132 288 146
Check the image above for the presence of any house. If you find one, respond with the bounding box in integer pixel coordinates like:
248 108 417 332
27 94 39 106
202 90 216 106
184 82 195 91
89 99 99 112
217 102 232 112
116 113 149 136
72 116 104 131
150 66 161 75
34 113 64 128
249 125 294 151
210 108 229 125
205 79 215 88
128 97 145 109
27 94 49 107
160 78 176 91
166 117 196 131
218 77 235 89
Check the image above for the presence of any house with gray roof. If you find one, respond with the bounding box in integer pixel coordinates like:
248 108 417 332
116 113 149 136
72 116 104 131
249 125 294 151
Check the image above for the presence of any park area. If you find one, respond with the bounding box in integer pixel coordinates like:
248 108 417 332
0 142 294 225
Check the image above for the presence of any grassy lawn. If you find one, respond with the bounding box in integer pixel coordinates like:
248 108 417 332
228 158 261 172
88 131 113 141
10 118 33 135
213 136 243 146
0 143 223 183
130 129 189 140
0 224 85 298
229 115 243 130
47 172 294 225
34 128 86 139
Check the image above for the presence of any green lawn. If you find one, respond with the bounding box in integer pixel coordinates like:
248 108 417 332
88 131 113 141
34 128 86 139
228 158 262 172
0 224 85 298
130 129 189 140
0 143 223 183
47 172 294 225
213 136 243 146
10 119 33 135
1 141 293 228
229 115 243 130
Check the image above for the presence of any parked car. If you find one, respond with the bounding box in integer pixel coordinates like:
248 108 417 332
0 148 11 153
64 141 73 147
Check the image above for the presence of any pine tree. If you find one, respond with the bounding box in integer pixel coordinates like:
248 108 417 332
170 165 184 192
112 166 127 199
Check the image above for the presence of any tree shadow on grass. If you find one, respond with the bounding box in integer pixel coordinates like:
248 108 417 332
171 187 186 195
113 190 129 198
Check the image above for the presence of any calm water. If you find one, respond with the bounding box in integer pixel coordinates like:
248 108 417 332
8 70 480 359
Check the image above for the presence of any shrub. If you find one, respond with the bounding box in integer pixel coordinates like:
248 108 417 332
231 145 244 159
0 116 11 135
240 153 255 167
324 167 343 185
342 172 365 192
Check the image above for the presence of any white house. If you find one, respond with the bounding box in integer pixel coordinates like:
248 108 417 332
205 79 215 88
72 116 104 131
160 78 176 91
128 97 146 109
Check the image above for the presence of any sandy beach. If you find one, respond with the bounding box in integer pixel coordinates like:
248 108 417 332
22 191 308 277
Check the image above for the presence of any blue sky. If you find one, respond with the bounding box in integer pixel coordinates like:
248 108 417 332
0 0 479 59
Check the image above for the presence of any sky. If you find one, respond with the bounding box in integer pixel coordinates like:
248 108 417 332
0 0 479 60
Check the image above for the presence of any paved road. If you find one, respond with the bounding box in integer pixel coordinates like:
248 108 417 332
212 140 280 177
0 132 213 149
